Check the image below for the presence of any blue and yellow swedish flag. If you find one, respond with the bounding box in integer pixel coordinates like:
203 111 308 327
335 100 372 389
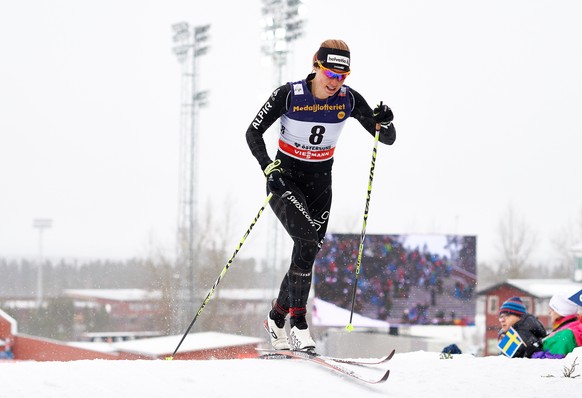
498 327 524 357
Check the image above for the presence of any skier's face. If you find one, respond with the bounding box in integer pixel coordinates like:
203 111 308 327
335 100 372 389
312 63 348 99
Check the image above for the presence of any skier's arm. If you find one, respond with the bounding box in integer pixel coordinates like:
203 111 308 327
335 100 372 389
350 88 396 145
246 85 291 170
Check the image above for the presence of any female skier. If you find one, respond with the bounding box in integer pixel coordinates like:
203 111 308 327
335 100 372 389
246 39 396 351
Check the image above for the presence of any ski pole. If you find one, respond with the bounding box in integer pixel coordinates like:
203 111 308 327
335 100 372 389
346 127 381 332
167 193 274 359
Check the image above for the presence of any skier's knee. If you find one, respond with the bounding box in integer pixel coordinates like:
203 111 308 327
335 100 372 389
294 239 320 270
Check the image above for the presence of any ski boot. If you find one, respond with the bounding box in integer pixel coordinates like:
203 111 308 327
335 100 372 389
288 310 315 351
264 300 290 350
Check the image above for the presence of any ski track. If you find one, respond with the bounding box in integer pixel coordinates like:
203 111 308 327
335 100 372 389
0 351 580 398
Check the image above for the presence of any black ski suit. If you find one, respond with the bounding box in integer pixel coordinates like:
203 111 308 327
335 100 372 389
245 73 396 315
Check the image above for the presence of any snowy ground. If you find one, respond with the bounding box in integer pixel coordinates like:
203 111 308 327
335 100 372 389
1 350 580 398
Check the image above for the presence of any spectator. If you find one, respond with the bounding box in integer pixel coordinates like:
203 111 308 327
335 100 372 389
442 344 462 355
497 297 546 358
1 337 14 360
532 293 582 359
407 305 419 324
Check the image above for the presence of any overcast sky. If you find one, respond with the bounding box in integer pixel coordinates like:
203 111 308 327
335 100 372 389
1 0 581 267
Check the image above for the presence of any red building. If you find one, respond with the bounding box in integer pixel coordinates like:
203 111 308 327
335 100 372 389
63 289 165 337
0 308 263 361
478 279 582 356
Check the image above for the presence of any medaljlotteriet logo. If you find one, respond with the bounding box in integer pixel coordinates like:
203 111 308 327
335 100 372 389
338 111 345 119
292 103 346 113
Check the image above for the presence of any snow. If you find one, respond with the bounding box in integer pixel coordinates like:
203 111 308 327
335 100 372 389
68 332 264 357
505 280 582 299
64 289 162 301
1 348 581 397
312 297 390 328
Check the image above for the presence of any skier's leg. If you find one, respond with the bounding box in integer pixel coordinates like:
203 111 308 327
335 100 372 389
266 178 331 350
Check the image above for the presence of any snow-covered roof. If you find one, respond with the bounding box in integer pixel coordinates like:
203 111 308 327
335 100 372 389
215 288 279 300
63 288 279 302
109 332 264 357
0 300 38 309
67 341 120 354
68 332 264 357
506 279 582 298
63 289 162 301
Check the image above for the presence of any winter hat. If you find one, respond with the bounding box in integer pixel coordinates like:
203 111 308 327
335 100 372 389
549 293 579 317
499 296 526 317
441 344 462 355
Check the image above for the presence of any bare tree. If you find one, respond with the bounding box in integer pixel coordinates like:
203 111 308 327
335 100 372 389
197 197 236 283
477 261 505 287
140 244 180 335
496 204 538 278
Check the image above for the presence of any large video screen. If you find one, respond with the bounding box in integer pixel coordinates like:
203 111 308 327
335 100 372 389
312 233 477 327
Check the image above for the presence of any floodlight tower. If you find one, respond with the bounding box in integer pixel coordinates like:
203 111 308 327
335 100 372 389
171 22 210 326
33 218 52 308
260 0 305 273
261 0 305 84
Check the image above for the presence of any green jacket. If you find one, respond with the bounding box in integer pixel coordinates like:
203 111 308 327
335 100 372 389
542 329 577 356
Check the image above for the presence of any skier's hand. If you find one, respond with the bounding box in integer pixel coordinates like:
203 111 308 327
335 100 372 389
264 159 287 196
373 101 393 125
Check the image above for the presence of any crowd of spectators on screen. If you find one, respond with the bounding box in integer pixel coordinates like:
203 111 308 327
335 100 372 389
314 234 476 324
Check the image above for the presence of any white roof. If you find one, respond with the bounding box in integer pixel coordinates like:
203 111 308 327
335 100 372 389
64 289 162 301
67 342 120 354
506 279 582 298
68 332 264 357
114 332 263 357
215 288 279 300
63 288 278 302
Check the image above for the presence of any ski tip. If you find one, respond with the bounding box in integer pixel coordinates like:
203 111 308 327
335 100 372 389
345 323 354 332
165 356 174 361
387 348 396 360
379 369 390 383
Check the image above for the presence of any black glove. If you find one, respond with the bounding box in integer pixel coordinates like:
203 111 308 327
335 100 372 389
373 101 394 124
264 159 287 196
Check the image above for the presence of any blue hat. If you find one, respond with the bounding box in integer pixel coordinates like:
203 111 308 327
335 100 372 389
499 297 526 317
442 344 462 355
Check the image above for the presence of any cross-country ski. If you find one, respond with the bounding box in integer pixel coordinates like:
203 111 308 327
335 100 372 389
258 349 392 384
257 348 396 366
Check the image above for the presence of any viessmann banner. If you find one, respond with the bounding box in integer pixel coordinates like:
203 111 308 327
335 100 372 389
312 233 477 327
